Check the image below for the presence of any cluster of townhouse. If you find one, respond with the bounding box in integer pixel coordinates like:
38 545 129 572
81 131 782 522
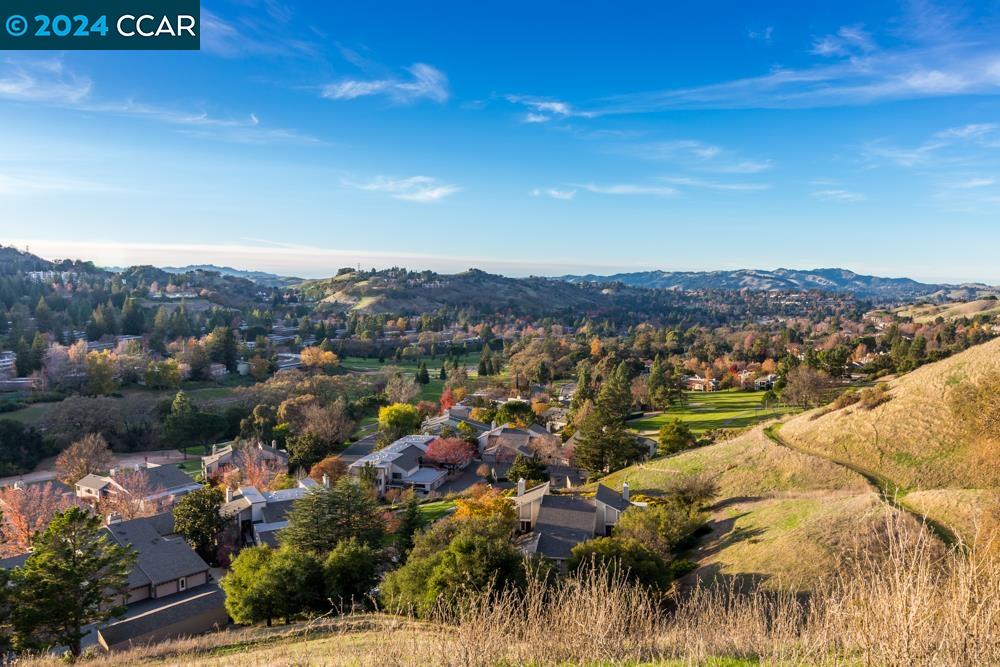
0 480 225 653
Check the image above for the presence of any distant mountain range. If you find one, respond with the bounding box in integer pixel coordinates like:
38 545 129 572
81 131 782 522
559 268 993 301
161 264 302 288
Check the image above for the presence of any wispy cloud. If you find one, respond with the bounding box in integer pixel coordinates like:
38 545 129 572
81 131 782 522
747 26 774 42
505 95 595 123
515 10 1000 114
864 122 999 167
322 64 449 104
200 8 317 59
615 139 774 173
812 188 866 202
946 176 995 189
531 188 576 200
811 25 876 57
0 58 315 144
576 183 679 197
660 176 770 191
0 59 91 104
346 175 460 203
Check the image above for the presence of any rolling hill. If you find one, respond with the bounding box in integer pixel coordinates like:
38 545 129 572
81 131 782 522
559 267 989 302
591 428 930 592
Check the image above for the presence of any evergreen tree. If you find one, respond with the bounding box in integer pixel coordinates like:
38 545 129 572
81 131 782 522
121 296 144 335
596 362 633 424
395 495 426 556
280 479 387 553
12 508 136 657
172 487 227 562
415 362 430 385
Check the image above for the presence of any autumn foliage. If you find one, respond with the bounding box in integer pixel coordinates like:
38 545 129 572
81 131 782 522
423 437 474 468
453 484 516 523
0 482 77 556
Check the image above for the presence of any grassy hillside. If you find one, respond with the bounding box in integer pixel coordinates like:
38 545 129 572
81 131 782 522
599 428 868 499
896 298 1000 322
589 428 932 592
780 336 1000 490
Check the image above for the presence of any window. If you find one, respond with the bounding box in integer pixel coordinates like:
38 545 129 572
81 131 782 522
178 577 186 591
520 520 531 532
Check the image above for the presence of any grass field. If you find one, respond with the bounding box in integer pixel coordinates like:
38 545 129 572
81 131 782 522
416 499 456 522
628 390 796 435
0 382 244 427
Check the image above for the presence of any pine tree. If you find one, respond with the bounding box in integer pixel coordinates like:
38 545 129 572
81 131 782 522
596 362 633 424
12 508 135 656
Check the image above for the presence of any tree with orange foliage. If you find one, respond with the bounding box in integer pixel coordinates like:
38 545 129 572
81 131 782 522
55 433 115 485
0 482 77 556
423 437 473 469
234 444 284 490
453 485 516 523
299 346 339 373
440 387 456 412
308 455 347 485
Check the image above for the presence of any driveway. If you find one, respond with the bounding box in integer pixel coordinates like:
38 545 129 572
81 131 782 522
339 433 380 464
0 449 188 487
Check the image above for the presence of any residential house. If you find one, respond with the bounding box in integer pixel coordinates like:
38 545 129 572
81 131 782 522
201 441 289 480
754 374 778 391
513 480 633 564
421 407 490 437
75 463 203 512
106 513 212 605
98 588 228 652
684 375 718 392
478 423 563 478
221 477 318 547
348 434 446 496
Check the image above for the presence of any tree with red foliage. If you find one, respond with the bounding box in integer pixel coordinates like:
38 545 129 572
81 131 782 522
440 387 456 412
0 482 77 556
415 400 439 420
423 437 473 469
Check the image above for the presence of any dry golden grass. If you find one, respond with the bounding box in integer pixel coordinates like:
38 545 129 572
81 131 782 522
36 518 999 666
903 488 1000 550
896 299 1000 323
688 492 932 593
781 336 1000 490
597 427 869 499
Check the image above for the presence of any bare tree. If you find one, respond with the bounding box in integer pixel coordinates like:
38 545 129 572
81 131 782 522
100 469 155 520
55 433 116 485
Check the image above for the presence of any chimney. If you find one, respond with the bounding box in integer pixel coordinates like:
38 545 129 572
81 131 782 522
225 487 233 503
517 478 526 497
109 467 117 477
622 482 630 502
12 481 23 491
212 443 217 455
322 474 330 488
106 512 122 525
565 476 572 490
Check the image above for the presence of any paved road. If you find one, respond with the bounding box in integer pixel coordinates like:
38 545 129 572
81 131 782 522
0 449 189 487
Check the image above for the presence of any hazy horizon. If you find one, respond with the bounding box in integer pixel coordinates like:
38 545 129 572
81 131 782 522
8 238 994 286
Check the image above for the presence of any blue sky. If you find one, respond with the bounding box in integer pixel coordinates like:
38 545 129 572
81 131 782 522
2 0 1000 282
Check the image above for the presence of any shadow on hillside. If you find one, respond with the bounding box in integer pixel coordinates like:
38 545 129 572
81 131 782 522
708 495 765 511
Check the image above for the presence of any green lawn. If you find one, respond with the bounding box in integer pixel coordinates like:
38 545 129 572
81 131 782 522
628 390 795 435
416 500 456 522
0 403 53 425
339 353 479 374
